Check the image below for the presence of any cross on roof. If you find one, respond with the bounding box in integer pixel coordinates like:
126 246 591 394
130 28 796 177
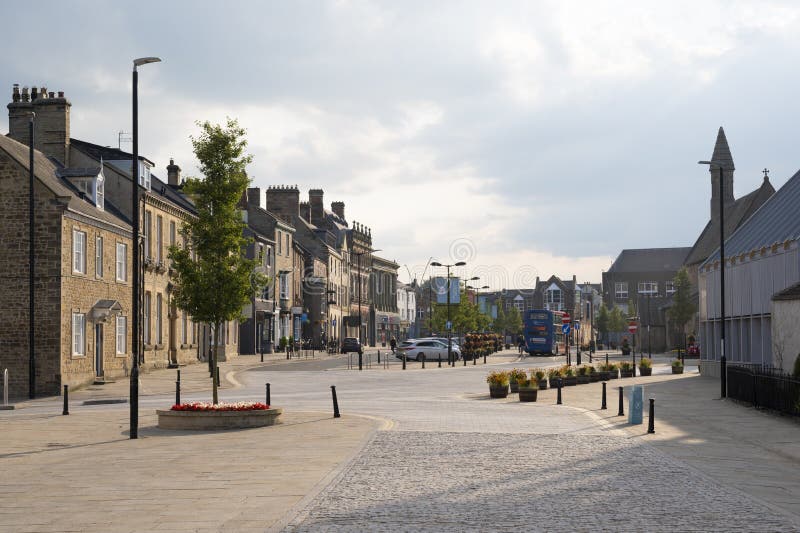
763 168 770 178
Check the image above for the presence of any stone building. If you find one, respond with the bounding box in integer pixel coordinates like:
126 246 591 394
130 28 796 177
372 255 400 347
397 281 417 340
1 111 133 397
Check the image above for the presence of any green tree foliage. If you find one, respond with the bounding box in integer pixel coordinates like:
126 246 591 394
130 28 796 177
492 301 507 334
667 268 696 341
609 306 627 333
505 306 523 335
596 304 610 340
169 118 266 404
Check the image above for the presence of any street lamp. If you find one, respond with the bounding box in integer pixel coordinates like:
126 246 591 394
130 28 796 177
430 260 466 365
130 56 160 440
698 158 730 398
352 248 380 370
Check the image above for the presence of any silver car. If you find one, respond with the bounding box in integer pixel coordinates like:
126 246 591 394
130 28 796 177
396 339 461 362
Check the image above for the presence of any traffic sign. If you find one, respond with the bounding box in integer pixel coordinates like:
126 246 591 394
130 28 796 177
628 321 638 334
574 321 580 330
562 323 570 335
446 321 452 331
562 313 571 324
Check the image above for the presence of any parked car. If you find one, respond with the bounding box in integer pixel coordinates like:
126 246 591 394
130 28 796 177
420 337 461 353
396 339 461 362
341 337 363 355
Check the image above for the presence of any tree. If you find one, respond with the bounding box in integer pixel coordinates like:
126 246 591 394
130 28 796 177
667 268 696 350
609 306 626 334
169 118 265 404
506 306 523 336
492 301 507 335
596 304 610 343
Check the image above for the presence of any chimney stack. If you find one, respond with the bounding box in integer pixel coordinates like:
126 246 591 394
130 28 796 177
246 187 262 208
265 185 300 222
299 201 310 221
309 189 324 227
166 158 182 186
7 83 71 166
331 201 345 220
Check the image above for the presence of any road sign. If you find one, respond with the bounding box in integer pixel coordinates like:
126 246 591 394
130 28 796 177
562 323 570 335
574 321 580 330
628 321 638 334
446 321 452 331
562 313 571 324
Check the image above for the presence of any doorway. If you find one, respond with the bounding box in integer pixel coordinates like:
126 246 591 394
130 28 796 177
94 323 104 378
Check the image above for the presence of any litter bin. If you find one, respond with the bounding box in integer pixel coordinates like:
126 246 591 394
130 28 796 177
628 385 643 425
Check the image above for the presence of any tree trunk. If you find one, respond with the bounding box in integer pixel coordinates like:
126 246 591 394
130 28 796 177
212 321 220 404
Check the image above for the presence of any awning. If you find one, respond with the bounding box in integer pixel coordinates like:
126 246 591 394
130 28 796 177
90 299 122 322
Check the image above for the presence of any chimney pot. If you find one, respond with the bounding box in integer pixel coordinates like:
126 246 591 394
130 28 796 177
48 92 54 98
58 91 64 98
166 158 182 186
31 86 38 100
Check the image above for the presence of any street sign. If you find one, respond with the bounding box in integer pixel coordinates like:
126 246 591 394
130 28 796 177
562 313 571 324
574 321 580 330
628 321 638 334
446 321 452 330
562 323 570 335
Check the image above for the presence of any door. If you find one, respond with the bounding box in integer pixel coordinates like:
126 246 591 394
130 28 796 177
94 323 104 377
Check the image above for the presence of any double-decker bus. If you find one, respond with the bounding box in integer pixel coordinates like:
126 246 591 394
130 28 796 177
523 309 565 355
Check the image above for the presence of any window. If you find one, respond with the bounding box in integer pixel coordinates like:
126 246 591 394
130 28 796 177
73 230 86 274
280 273 289 299
96 175 104 210
615 282 628 299
116 243 127 282
182 312 188 344
169 220 176 247
143 211 152 259
277 231 282 255
638 282 658 295
285 234 289 255
143 292 151 344
95 236 103 278
156 215 163 263
72 313 85 356
156 293 163 345
545 288 562 310
139 162 151 191
116 316 127 355
266 246 272 268
665 281 676 295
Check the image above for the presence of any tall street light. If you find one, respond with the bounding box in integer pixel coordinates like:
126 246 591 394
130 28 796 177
699 158 729 398
28 112 36 399
131 56 161 440
430 260 466 366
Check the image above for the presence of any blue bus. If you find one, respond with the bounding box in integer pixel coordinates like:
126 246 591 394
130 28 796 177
523 309 565 355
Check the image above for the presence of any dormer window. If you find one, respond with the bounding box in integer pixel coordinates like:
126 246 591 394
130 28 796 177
96 173 105 211
139 162 152 191
68 168 105 211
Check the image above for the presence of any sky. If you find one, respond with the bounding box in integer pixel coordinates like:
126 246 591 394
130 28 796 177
3 0 800 289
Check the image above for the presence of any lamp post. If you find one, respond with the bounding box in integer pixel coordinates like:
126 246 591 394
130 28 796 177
430 261 466 365
130 56 160 440
698 159 730 398
28 113 36 399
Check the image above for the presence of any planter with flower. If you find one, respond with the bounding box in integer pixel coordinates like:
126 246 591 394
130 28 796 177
509 368 527 393
576 365 591 385
605 362 619 379
619 361 634 378
561 365 577 386
588 365 600 382
517 375 539 402
533 368 548 390
487 371 510 398
621 337 631 356
638 357 653 377
671 359 684 374
157 401 282 430
547 367 563 388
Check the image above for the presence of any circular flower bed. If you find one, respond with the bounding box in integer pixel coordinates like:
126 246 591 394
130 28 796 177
158 401 281 430
171 401 269 412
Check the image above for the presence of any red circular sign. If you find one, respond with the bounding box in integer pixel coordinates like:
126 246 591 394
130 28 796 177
628 322 638 333
562 313 571 324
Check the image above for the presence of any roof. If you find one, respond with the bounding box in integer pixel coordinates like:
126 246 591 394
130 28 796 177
57 167 100 178
685 177 775 266
70 138 155 166
710 127 735 170
0 134 130 231
608 248 691 273
773 281 800 301
704 168 800 265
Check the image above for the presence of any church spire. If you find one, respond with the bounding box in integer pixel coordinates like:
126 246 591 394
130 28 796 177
711 126 735 170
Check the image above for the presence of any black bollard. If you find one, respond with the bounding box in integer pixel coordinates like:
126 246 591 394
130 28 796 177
62 384 69 415
175 380 180 406
618 386 624 416
473 354 476 365
422 357 425 369
484 353 487 365
266 383 271 406
331 385 341 418
438 355 442 368
463 354 466 366
378 351 381 364
402 354 406 370
358 352 363 371
557 378 562 405
601 382 607 410
648 399 655 434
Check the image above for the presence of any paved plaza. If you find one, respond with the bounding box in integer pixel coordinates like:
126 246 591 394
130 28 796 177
2 351 800 532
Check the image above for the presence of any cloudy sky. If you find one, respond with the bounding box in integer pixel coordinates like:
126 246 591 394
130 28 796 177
3 0 800 288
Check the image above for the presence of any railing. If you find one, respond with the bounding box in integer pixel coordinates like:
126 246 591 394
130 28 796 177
728 365 800 416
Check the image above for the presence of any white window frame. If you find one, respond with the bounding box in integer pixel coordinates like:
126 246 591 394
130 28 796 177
638 281 658 295
280 273 289 299
73 229 86 274
665 281 676 295
615 282 628 299
116 315 127 355
72 313 86 356
96 174 105 210
156 215 163 264
169 220 176 248
116 243 127 282
95 236 103 278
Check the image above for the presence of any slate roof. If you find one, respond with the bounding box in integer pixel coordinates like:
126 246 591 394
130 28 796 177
703 168 800 265
0 134 130 231
70 138 155 166
607 248 691 273
56 167 101 178
773 281 800 301
710 127 735 170
684 176 775 266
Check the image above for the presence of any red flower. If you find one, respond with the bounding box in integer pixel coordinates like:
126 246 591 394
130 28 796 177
170 402 270 412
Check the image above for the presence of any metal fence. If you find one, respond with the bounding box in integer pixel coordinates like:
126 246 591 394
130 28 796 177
728 365 800 416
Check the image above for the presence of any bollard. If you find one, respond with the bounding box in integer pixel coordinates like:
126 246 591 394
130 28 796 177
601 382 607 410
331 385 341 418
648 398 655 434
473 354 476 365
358 352 363 371
3 368 8 407
216 367 220 387
175 380 180 406
402 354 406 370
618 386 624 416
62 384 69 415
266 383 271 406
577 351 581 366
422 357 425 369
438 355 442 368
556 378 562 405
378 351 381 364
605 354 609 366
589 351 593 364
484 353 487 364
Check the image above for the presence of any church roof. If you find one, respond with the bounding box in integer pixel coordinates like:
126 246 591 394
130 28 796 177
710 127 735 170
607 248 691 273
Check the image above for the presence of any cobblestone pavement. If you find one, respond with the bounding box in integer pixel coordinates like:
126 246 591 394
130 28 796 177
287 431 794 532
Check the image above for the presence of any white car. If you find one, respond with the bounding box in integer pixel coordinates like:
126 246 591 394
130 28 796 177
396 339 461 362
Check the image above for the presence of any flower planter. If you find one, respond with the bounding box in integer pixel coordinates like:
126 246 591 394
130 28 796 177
576 375 590 385
606 370 619 379
157 407 282 430
639 367 652 377
509 381 519 393
538 379 548 390
672 366 684 374
489 385 509 398
620 370 634 378
518 388 538 402
562 376 578 386
597 371 610 381
589 373 601 383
